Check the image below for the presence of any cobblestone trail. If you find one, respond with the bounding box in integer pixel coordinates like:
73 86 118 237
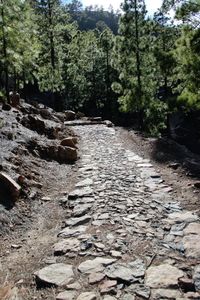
36 125 200 299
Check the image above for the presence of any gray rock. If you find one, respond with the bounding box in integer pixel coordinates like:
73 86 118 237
76 292 97 300
167 211 198 224
103 296 117 300
56 290 77 300
0 172 21 199
34 263 74 287
54 239 80 255
193 265 200 291
76 179 93 187
122 295 135 300
78 257 116 274
68 187 93 199
89 272 105 284
145 264 184 288
126 284 150 299
105 264 137 283
99 280 117 294
151 289 183 299
128 259 146 278
183 235 200 258
58 226 87 238
65 215 92 227
184 223 200 235
58 146 78 163
73 204 91 217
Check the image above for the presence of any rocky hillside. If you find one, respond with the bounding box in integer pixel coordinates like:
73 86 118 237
0 100 78 234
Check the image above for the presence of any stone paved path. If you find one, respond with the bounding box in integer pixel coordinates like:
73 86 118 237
35 125 200 299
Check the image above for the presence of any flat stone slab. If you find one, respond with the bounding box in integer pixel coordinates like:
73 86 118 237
34 263 74 287
183 235 200 258
105 264 137 283
167 211 199 224
89 272 105 284
65 215 92 227
68 187 93 199
54 239 80 255
103 296 117 300
73 204 92 217
78 258 116 274
58 226 87 238
76 292 97 300
145 264 184 288
183 222 200 235
56 290 77 300
151 288 184 299
76 179 93 187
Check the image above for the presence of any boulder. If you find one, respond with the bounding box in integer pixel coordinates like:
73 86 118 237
0 172 21 199
58 146 78 163
34 263 74 287
61 137 78 148
2 103 12 111
65 111 76 121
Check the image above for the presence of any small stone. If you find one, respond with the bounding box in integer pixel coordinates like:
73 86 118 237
76 292 97 300
110 251 122 258
89 272 105 284
66 282 82 290
56 290 77 300
76 179 93 187
145 264 184 288
11 244 21 249
34 263 74 287
99 280 117 294
41 196 51 202
94 242 105 250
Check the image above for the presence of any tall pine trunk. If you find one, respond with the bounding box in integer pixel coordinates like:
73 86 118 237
48 0 56 108
1 0 9 102
134 0 143 129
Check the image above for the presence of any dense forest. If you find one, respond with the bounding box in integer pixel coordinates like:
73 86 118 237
0 0 200 135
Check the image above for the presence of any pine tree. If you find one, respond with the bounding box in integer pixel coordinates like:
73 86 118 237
35 0 76 109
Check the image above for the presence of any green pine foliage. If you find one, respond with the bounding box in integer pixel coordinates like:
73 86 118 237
0 0 200 135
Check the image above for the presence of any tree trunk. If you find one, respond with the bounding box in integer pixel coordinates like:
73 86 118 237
134 0 143 128
1 0 9 102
